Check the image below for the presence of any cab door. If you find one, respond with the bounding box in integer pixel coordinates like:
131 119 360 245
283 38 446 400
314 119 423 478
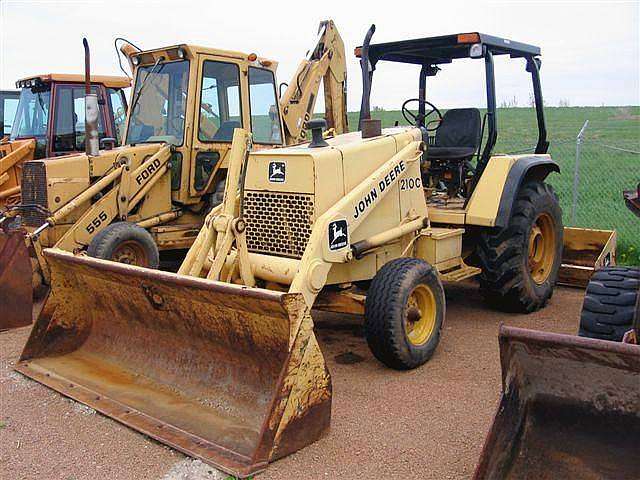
187 55 247 201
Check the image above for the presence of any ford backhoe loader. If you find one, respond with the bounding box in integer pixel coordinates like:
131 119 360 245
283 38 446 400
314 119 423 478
16 27 578 477
0 20 347 330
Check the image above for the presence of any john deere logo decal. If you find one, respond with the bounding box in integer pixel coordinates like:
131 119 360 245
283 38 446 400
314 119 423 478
328 220 348 251
268 161 286 183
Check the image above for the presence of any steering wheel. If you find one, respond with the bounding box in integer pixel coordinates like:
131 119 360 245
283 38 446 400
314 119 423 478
401 99 443 131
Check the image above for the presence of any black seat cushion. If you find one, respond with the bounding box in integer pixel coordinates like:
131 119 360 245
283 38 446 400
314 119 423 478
427 108 481 161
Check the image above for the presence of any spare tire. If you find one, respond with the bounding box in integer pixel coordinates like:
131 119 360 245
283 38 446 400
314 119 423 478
579 266 640 342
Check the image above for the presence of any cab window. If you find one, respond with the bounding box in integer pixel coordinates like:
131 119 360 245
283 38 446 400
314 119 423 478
198 61 242 142
2 94 19 135
107 88 128 145
52 85 106 152
10 87 51 140
248 67 282 144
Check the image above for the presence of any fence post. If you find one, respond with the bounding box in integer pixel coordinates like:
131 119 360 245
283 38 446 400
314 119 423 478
571 120 589 225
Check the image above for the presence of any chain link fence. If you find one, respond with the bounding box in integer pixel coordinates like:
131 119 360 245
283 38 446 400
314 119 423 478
542 122 640 265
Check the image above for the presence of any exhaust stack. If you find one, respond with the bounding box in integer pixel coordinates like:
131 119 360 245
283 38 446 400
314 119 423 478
83 38 99 156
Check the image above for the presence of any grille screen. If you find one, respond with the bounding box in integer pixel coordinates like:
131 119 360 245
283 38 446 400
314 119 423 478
244 191 314 259
20 161 48 226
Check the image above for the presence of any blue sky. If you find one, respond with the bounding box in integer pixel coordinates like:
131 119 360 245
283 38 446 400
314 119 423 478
1 0 638 110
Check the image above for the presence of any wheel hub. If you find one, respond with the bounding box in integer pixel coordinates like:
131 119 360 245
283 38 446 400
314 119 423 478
111 241 149 267
405 285 437 346
528 213 556 285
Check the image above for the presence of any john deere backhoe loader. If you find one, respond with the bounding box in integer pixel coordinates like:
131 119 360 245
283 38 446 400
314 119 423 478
0 20 347 330
17 28 582 477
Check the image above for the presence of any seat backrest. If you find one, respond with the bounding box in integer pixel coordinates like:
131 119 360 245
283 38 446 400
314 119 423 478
212 120 241 142
434 108 482 149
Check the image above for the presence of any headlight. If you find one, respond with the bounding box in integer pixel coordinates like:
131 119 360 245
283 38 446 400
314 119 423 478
131 55 140 66
469 43 483 59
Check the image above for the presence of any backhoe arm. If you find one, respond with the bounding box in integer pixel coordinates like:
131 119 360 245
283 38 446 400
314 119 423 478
281 20 348 144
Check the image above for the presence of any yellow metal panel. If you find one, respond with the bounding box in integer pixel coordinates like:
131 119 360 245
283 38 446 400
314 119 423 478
466 155 517 226
245 151 318 193
427 208 466 225
415 228 464 265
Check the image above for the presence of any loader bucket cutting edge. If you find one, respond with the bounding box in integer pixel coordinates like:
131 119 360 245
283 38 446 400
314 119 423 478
474 326 640 480
16 249 332 478
0 228 33 330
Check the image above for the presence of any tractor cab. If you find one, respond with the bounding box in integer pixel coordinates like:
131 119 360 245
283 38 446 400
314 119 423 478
356 30 548 202
10 74 129 158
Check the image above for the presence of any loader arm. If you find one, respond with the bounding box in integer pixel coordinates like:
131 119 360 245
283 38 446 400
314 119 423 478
27 144 171 282
280 20 348 145
0 139 36 208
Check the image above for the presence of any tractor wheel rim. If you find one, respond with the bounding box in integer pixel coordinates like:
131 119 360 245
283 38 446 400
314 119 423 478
405 284 437 346
528 212 556 285
111 241 149 267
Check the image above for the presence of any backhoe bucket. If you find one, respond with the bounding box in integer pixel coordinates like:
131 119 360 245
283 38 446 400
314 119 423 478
474 326 640 480
0 227 33 330
559 227 617 287
16 249 331 478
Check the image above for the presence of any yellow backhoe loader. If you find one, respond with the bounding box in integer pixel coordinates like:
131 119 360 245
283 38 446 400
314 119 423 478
0 73 128 210
0 69 128 331
0 20 347 330
16 28 591 477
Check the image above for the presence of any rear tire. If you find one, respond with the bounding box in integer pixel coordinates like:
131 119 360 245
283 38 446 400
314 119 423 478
87 222 159 268
364 258 445 370
477 180 563 313
579 266 640 342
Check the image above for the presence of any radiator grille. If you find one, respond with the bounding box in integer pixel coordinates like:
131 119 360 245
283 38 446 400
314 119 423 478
20 161 48 226
243 191 314 259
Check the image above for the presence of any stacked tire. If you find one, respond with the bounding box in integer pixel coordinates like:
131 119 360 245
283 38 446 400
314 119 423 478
579 266 640 342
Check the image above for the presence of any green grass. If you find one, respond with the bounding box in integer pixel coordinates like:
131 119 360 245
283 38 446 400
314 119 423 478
344 106 640 264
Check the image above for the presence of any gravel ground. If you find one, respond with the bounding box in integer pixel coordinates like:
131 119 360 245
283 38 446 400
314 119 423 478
0 282 582 479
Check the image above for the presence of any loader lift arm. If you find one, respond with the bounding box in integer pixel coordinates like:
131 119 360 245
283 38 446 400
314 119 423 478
280 20 348 144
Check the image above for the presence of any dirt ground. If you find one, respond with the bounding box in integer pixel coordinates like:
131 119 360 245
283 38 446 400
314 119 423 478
0 283 582 480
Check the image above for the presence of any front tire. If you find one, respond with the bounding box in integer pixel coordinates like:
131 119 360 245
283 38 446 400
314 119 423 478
364 258 445 370
579 266 640 342
477 180 563 313
87 222 159 268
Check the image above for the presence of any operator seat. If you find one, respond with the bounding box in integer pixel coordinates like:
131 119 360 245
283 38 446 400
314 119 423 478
426 108 481 162
212 120 241 142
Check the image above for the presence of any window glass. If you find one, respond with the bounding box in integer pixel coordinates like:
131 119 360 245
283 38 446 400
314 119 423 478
107 88 127 144
10 87 51 141
2 95 19 135
126 60 189 145
52 85 106 152
198 61 242 142
248 67 282 144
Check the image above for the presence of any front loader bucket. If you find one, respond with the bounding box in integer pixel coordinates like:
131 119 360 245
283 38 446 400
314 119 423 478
16 249 331 478
474 326 640 480
0 227 33 330
559 227 617 287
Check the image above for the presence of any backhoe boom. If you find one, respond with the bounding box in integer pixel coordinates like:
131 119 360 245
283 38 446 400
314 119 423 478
281 20 348 144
